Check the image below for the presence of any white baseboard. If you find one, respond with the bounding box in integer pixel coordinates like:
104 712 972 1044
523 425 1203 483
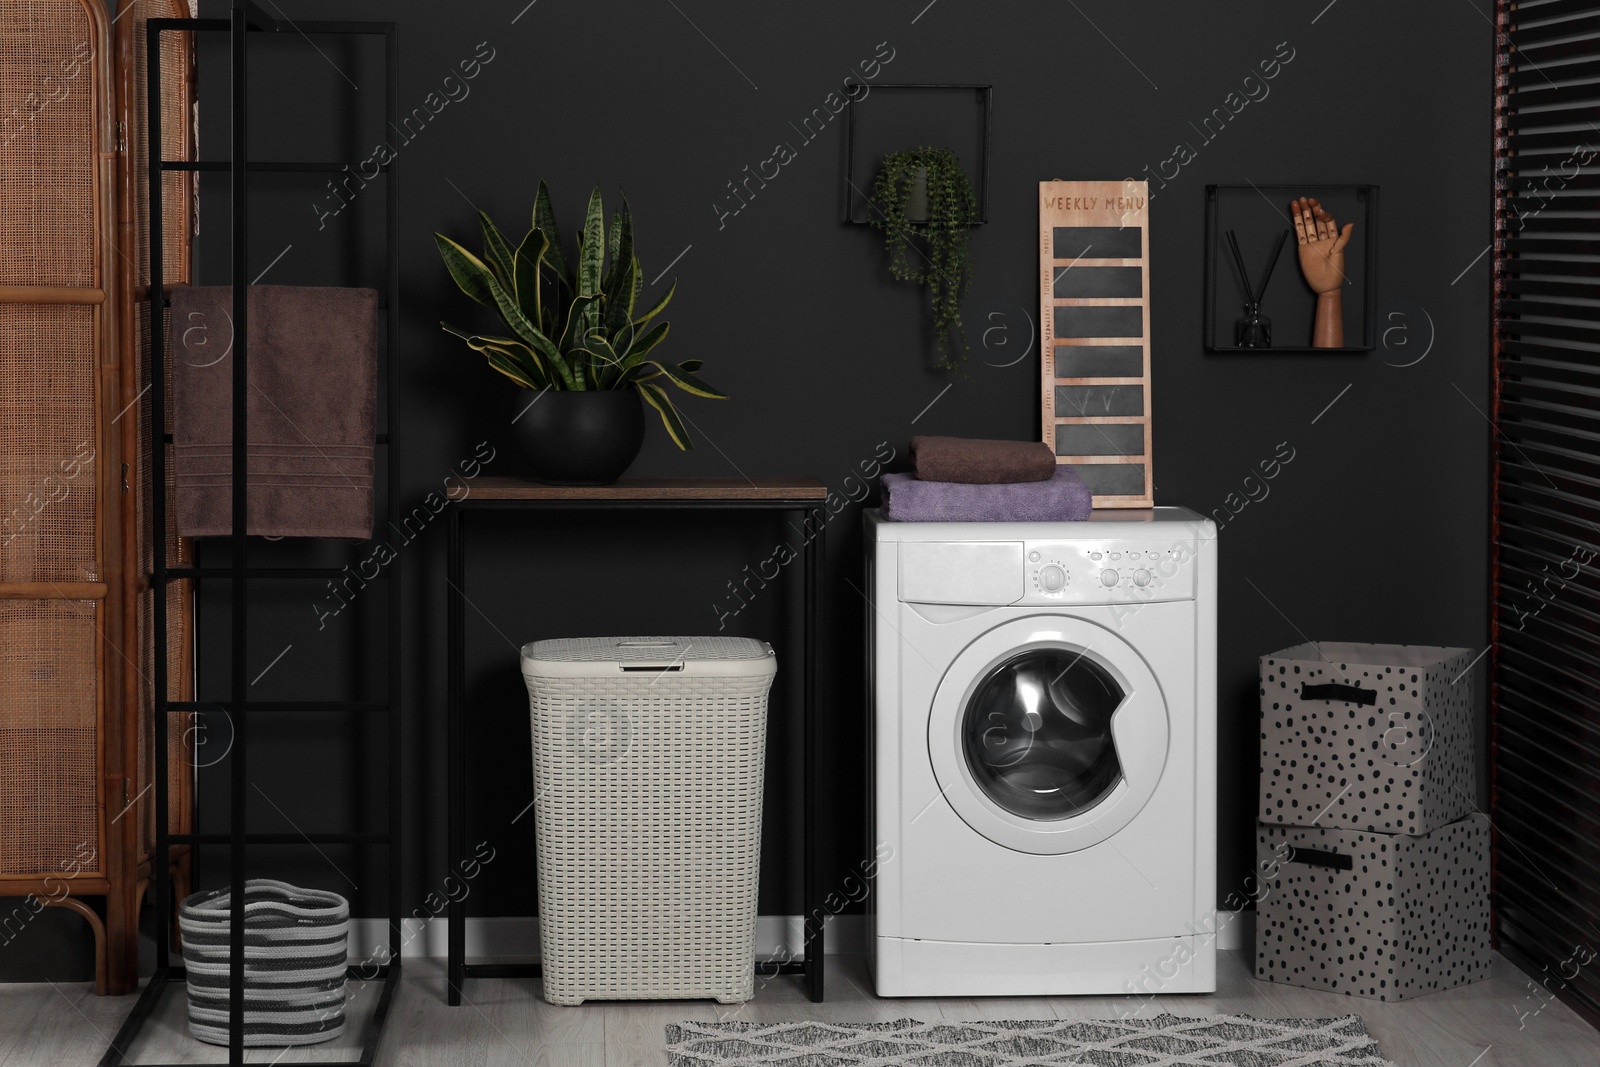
1214 909 1253 952
346 911 1253 963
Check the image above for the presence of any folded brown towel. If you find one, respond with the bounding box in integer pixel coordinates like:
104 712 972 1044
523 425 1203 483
910 435 1056 484
172 285 377 539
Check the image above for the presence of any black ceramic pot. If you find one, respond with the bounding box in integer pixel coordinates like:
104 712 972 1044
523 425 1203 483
511 389 645 485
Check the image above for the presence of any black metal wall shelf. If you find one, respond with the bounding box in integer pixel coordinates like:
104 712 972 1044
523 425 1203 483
1203 184 1379 353
841 83 992 225
99 3 402 1065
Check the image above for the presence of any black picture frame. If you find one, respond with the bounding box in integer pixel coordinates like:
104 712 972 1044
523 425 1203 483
1203 184 1379 353
841 83 992 225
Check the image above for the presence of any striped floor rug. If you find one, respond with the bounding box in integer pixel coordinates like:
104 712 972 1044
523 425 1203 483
665 1014 1398 1066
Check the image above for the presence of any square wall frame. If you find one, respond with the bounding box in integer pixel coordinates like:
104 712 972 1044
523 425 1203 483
842 83 992 225
1204 184 1378 353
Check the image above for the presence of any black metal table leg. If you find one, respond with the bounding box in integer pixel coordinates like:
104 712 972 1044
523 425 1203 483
447 504 466 1005
804 506 825 1002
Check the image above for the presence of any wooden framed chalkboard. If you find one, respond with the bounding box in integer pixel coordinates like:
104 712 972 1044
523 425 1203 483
1039 180 1153 508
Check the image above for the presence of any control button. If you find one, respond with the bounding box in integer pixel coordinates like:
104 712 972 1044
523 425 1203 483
1101 569 1120 587
1039 564 1066 592
1148 551 1160 559
1091 551 1103 561
1134 568 1151 586
1028 551 1041 563
1109 552 1121 560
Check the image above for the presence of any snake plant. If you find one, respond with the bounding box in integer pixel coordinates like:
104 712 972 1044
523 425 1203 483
435 181 724 449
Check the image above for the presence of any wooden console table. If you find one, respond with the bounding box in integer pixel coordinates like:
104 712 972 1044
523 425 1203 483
446 476 829 1003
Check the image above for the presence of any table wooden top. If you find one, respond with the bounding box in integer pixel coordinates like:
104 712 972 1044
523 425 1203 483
465 476 829 502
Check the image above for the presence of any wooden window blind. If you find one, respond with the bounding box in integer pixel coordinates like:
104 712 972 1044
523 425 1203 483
1493 0 1600 1029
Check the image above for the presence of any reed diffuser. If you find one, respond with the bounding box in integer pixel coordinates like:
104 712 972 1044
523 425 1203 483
1228 228 1289 348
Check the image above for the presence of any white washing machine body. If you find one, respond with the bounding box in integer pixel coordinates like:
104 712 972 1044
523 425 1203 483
866 508 1217 997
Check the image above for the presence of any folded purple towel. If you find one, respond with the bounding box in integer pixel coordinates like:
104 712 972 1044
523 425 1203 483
882 467 1093 522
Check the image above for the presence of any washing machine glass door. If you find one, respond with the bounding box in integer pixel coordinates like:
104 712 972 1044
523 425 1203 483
928 616 1169 855
963 648 1125 820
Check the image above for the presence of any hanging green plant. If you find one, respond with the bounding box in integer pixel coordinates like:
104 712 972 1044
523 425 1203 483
868 146 979 371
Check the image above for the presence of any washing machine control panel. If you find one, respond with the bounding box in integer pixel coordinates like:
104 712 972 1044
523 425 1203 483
1022 539 1196 604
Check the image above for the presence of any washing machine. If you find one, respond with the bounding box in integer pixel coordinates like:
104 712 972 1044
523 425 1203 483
865 507 1217 997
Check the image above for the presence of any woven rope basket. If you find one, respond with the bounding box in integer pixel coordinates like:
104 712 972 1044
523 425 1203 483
522 636 775 1005
179 879 349 1047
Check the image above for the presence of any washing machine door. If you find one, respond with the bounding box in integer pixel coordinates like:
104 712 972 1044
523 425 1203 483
927 616 1169 856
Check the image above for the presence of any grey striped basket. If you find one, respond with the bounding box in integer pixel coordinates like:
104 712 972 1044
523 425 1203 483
179 879 349 1047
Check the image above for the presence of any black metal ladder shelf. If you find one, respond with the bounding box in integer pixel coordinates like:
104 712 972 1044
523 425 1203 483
101 3 402 1065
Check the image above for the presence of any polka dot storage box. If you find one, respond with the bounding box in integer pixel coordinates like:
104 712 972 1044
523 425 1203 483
1259 642 1477 836
1254 814 1491 1001
521 636 775 1006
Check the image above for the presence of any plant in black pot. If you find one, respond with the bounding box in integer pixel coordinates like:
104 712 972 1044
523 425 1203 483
435 181 725 485
868 146 979 371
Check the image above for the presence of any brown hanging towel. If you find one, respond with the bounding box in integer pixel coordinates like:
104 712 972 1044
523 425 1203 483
170 284 378 539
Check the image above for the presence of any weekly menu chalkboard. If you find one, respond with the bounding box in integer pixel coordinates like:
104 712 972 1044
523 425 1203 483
1039 180 1153 508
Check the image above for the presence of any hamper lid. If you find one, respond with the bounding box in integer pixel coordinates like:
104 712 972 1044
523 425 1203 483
520 636 776 678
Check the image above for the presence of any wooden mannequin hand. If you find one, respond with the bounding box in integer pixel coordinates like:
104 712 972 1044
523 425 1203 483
1292 196 1353 347
1292 196 1352 293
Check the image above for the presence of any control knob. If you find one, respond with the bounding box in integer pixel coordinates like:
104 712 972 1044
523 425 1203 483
1100 569 1119 587
1039 564 1067 592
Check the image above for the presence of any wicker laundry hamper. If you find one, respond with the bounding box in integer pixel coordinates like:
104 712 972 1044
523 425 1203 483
179 880 349 1047
522 636 776 1005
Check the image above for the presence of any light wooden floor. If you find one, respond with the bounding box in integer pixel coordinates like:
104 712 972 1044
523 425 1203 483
6 951 1598 1066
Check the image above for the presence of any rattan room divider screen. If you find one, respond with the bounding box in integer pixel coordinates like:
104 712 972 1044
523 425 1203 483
114 0 197 979
0 0 125 995
0 0 194 996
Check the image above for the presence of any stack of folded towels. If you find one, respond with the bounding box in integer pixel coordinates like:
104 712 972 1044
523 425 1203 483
882 436 1093 522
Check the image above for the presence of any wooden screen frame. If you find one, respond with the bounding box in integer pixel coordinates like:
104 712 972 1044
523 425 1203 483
1039 180 1154 508
111 0 198 996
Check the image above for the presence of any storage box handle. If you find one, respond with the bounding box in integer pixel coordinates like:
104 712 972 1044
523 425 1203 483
1300 681 1376 706
1284 845 1353 870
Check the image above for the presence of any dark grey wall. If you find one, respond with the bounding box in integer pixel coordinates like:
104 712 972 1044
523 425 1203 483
3 0 1492 979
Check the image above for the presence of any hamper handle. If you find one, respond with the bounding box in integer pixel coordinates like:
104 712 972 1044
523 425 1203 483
1284 846 1353 871
616 639 686 671
1300 681 1376 706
